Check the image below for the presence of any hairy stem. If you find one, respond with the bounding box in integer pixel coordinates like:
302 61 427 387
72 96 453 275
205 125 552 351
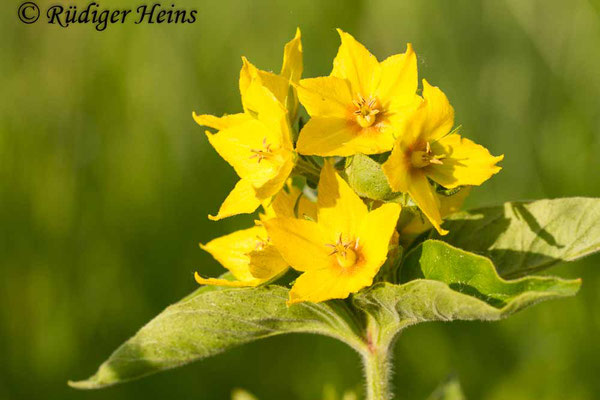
362 318 395 400
363 347 393 400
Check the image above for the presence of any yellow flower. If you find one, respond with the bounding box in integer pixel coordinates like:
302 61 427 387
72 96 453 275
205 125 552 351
196 80 296 220
195 187 314 287
192 29 302 220
263 162 401 305
295 29 418 156
382 80 503 235
195 225 286 287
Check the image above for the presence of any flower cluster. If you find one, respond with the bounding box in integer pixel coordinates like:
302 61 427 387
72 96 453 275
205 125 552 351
193 29 503 304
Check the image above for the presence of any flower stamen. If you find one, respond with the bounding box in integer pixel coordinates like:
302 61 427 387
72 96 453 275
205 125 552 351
254 235 270 250
353 95 380 128
249 137 273 163
326 233 358 268
411 141 444 168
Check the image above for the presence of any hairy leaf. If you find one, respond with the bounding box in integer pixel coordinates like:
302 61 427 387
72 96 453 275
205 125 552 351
354 240 580 334
435 197 600 277
69 285 363 389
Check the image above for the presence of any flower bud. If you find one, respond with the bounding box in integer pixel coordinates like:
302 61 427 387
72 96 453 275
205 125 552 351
345 154 401 201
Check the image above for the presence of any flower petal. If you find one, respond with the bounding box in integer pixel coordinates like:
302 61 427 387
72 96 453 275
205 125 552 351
427 134 504 189
297 195 318 221
317 161 369 240
192 112 251 130
262 217 330 272
331 29 380 97
407 171 447 235
287 265 374 305
194 273 261 287
280 27 303 84
268 186 301 218
263 183 317 220
342 126 396 155
421 79 455 142
296 117 360 156
248 245 289 280
242 80 293 150
206 122 280 186
200 225 267 281
358 203 401 267
402 187 471 237
296 76 353 118
239 57 289 108
377 43 418 110
280 27 303 119
382 141 413 193
209 179 262 220
253 153 295 199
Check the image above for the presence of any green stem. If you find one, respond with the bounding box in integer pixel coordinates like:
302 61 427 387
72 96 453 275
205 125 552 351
363 347 393 400
293 156 321 185
362 318 395 400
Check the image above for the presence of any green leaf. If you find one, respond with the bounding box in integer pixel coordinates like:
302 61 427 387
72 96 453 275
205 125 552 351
436 197 600 278
69 285 364 389
354 240 580 336
426 376 466 400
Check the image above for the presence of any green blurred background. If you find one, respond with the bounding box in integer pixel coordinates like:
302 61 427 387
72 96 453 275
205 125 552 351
2 0 600 399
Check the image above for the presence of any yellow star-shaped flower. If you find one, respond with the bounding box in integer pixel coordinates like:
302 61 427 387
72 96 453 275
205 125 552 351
295 29 418 156
198 80 295 220
383 80 503 235
263 161 401 305
195 225 286 287
193 29 303 220
195 186 316 287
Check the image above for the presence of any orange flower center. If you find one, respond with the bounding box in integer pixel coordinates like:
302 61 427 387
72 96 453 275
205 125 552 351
326 234 359 268
353 95 380 128
410 142 444 168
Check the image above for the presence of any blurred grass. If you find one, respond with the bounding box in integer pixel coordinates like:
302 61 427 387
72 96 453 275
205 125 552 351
1 0 600 399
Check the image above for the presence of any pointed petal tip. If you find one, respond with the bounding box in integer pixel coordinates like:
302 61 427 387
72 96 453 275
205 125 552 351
422 78 433 88
286 296 303 306
208 214 221 221
194 271 204 285
436 225 449 236
240 56 254 70
335 28 350 41
192 112 206 126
